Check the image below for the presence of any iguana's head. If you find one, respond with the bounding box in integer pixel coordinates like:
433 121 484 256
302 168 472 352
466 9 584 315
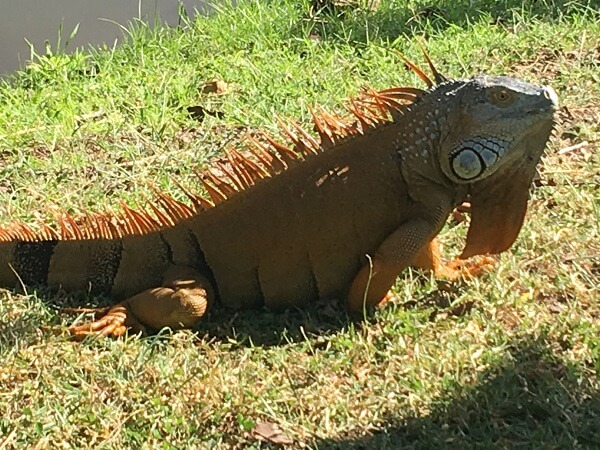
437 75 557 184
429 75 557 257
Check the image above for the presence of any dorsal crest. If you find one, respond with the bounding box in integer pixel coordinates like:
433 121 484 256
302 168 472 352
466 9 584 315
0 51 444 243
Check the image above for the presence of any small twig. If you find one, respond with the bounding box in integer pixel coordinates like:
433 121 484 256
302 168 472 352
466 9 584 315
8 263 27 296
61 306 110 314
0 427 17 450
74 110 106 123
11 110 105 136
13 124 50 136
543 169 588 175
563 254 600 263
362 254 374 321
557 141 588 155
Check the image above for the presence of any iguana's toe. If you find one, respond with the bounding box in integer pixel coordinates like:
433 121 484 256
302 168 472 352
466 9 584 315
67 304 146 340
443 255 498 280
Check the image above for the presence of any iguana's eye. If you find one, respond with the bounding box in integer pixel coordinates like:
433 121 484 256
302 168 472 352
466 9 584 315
488 88 515 106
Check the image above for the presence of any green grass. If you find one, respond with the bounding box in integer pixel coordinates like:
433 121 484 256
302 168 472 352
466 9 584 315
1 0 599 448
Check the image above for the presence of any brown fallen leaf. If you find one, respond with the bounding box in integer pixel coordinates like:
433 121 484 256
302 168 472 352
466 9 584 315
252 421 293 445
201 79 229 95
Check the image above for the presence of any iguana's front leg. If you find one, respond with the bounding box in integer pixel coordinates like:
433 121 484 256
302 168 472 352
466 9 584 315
348 218 439 311
348 221 496 312
68 265 214 340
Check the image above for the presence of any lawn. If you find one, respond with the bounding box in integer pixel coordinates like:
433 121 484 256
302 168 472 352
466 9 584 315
0 0 599 448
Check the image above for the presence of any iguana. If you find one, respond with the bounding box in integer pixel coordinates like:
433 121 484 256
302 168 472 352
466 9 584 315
0 54 557 339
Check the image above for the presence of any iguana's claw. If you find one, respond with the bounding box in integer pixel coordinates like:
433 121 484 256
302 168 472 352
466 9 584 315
377 290 396 308
67 304 146 341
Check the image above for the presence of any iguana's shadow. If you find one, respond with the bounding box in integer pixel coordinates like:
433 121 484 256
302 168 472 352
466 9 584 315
192 297 361 348
0 278 473 348
0 288 363 348
312 334 600 449
191 282 470 348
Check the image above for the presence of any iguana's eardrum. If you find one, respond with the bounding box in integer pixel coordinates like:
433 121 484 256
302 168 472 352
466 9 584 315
0 52 557 339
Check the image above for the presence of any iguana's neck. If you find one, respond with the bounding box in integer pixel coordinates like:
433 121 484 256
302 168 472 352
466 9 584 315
391 90 468 209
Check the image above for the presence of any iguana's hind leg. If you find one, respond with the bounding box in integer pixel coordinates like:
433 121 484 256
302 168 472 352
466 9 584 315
68 265 214 340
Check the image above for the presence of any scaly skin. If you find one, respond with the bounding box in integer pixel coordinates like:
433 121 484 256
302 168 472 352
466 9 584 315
0 61 558 339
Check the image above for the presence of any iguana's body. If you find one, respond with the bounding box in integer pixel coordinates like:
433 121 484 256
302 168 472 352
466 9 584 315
0 57 557 338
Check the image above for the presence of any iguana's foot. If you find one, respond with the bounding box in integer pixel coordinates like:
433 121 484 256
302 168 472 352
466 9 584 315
68 304 146 341
436 255 497 281
67 266 214 340
411 238 497 280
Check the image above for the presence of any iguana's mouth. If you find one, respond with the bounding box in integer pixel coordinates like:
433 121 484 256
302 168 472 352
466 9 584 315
525 85 558 115
524 109 555 119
